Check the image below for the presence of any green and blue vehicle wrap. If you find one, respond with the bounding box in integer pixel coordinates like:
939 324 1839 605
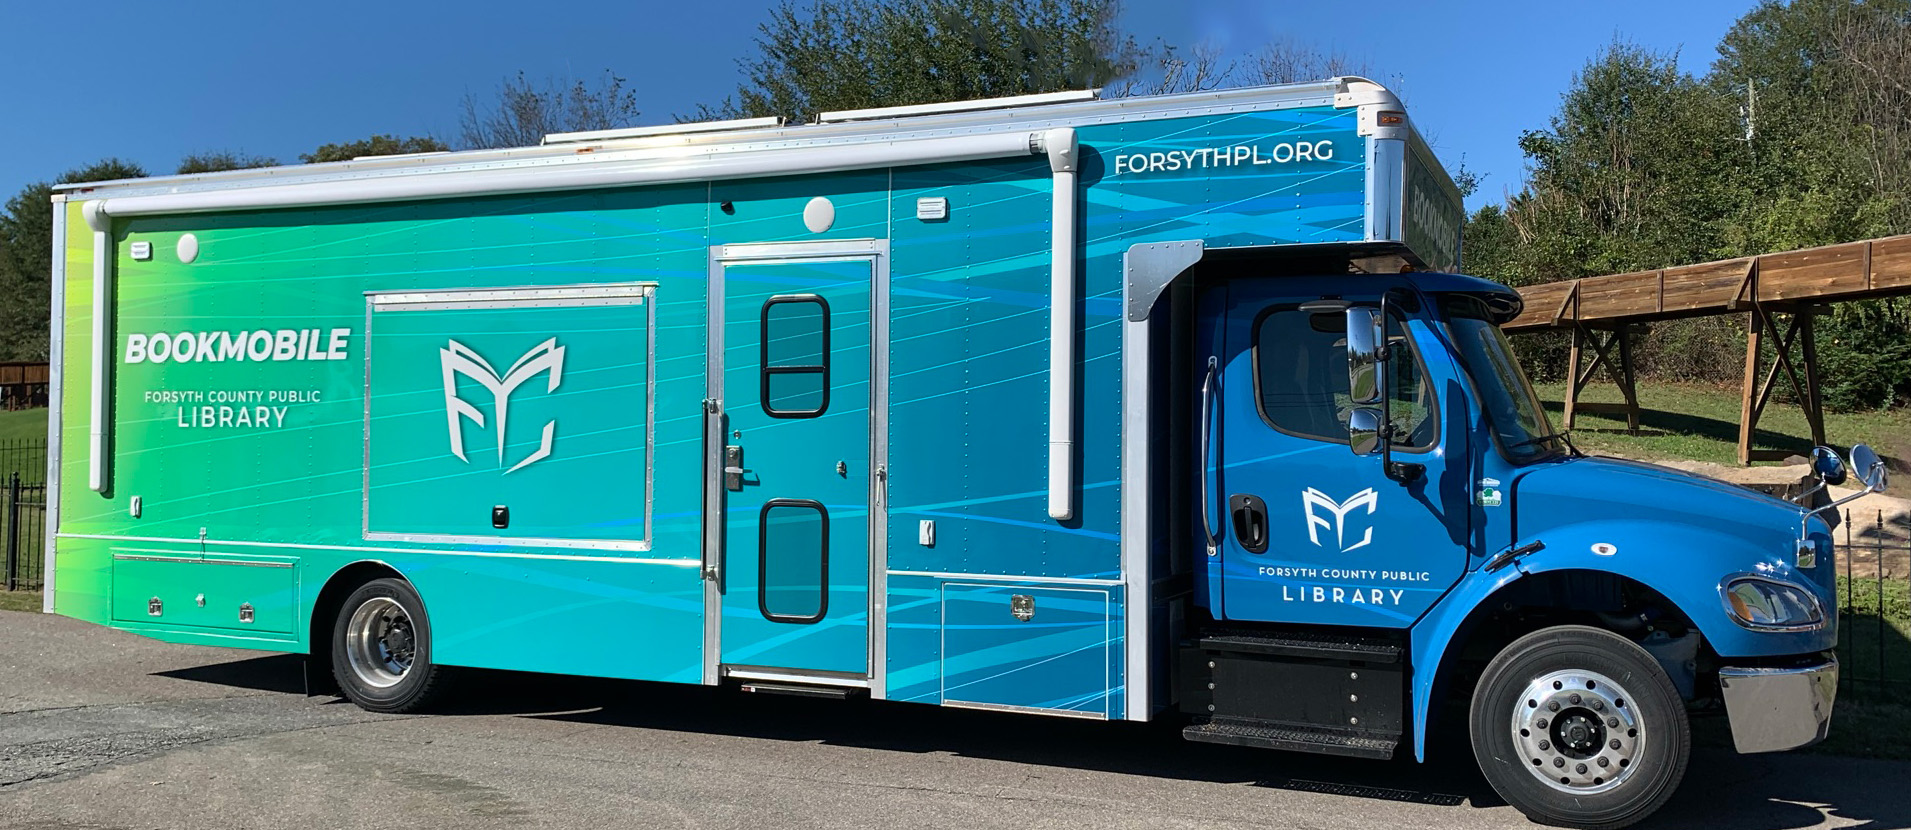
44 79 1835 760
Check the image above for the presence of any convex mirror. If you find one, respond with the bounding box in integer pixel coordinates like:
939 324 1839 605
1347 408 1383 457
1810 446 1846 486
1850 444 1889 492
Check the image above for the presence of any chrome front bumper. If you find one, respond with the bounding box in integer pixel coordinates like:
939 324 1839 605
1719 656 1838 753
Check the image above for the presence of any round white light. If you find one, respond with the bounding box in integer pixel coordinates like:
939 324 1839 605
176 233 200 264
803 197 835 233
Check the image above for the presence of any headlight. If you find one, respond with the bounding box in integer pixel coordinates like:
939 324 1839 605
1721 576 1825 630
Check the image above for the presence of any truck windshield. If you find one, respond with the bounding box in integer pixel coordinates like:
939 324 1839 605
1441 296 1566 462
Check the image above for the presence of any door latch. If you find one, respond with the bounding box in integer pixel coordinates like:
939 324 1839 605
725 446 748 491
1228 494 1270 554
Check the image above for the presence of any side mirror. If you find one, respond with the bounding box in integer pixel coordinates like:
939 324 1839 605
1810 446 1847 486
1345 307 1382 406
1850 444 1889 492
1348 407 1383 456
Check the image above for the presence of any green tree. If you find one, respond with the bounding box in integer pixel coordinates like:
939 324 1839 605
699 0 1140 122
1506 41 1739 282
1709 0 1910 252
459 71 640 149
176 151 278 175
0 159 146 361
300 134 450 164
1467 1 1911 407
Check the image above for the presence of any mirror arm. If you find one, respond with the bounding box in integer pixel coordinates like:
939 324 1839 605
1799 464 1887 538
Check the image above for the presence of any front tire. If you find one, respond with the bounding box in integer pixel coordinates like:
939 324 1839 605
1470 625 1689 830
331 578 449 713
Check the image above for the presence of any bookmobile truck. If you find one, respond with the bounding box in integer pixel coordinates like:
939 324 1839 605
42 79 1880 829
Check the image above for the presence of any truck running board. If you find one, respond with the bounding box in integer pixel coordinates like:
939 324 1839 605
737 682 860 700
1182 717 1398 760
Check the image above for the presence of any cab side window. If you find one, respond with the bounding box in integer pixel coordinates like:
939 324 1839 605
1252 305 1435 451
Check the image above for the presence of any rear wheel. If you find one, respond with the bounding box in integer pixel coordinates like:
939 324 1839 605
331 578 448 713
1470 626 1688 830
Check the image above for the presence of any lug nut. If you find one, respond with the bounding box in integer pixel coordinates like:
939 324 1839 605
1548 701 1560 712
1538 740 1551 751
1569 693 1582 705
1597 757 1610 768
1553 758 1566 768
1610 739 1622 750
1576 763 1588 774
1537 718 1549 729
1592 700 1604 710
1607 717 1619 728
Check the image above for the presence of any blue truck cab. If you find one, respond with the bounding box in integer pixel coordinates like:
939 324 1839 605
1180 264 1870 827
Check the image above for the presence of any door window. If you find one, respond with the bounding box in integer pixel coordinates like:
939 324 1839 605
760 295 831 417
758 499 829 623
1251 305 1435 451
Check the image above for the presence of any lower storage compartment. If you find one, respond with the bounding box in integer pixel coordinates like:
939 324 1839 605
110 554 300 634
939 583 1113 718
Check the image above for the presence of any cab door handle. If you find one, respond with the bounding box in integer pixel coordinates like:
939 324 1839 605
1228 494 1269 554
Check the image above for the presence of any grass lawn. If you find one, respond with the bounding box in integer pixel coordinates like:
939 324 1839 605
0 407 47 443
0 590 42 613
1532 380 1911 468
0 408 48 487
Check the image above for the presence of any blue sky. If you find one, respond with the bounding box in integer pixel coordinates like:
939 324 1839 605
3 0 1757 212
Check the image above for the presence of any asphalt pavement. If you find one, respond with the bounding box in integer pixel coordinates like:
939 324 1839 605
2 609 1907 829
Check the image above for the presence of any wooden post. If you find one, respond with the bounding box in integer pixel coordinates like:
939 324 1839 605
1800 309 1826 447
1563 326 1584 431
1612 327 1642 432
1738 308 1762 466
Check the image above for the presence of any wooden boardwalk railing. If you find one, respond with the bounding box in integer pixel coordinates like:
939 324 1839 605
1502 235 1911 464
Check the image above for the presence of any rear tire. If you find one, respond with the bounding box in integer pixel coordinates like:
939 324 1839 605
331 577 448 713
1469 625 1688 830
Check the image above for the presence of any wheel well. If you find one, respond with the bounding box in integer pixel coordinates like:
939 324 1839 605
306 561 407 695
1428 571 1707 739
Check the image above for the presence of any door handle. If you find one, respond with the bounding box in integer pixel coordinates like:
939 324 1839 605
703 399 725 584
1199 356 1221 555
724 445 749 491
1228 493 1269 554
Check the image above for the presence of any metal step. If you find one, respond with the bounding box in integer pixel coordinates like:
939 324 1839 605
1199 629 1403 663
738 682 858 700
1182 717 1398 759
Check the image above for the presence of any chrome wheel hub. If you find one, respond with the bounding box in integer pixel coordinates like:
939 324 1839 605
345 597 415 689
1510 669 1643 794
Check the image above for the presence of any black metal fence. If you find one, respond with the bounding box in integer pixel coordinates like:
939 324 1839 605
1836 508 1911 691
0 438 47 486
1 438 49 592
3 473 47 591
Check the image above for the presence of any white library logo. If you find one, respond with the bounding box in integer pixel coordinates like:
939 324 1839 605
441 338 565 474
1301 487 1379 552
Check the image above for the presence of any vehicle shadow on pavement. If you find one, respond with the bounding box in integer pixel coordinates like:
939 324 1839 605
156 657 1911 830
150 653 309 695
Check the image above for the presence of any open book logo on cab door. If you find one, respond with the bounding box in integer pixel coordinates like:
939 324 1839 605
1301 487 1378 552
441 338 565 474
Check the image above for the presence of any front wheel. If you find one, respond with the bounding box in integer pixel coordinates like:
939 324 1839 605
1470 625 1689 830
331 578 449 713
